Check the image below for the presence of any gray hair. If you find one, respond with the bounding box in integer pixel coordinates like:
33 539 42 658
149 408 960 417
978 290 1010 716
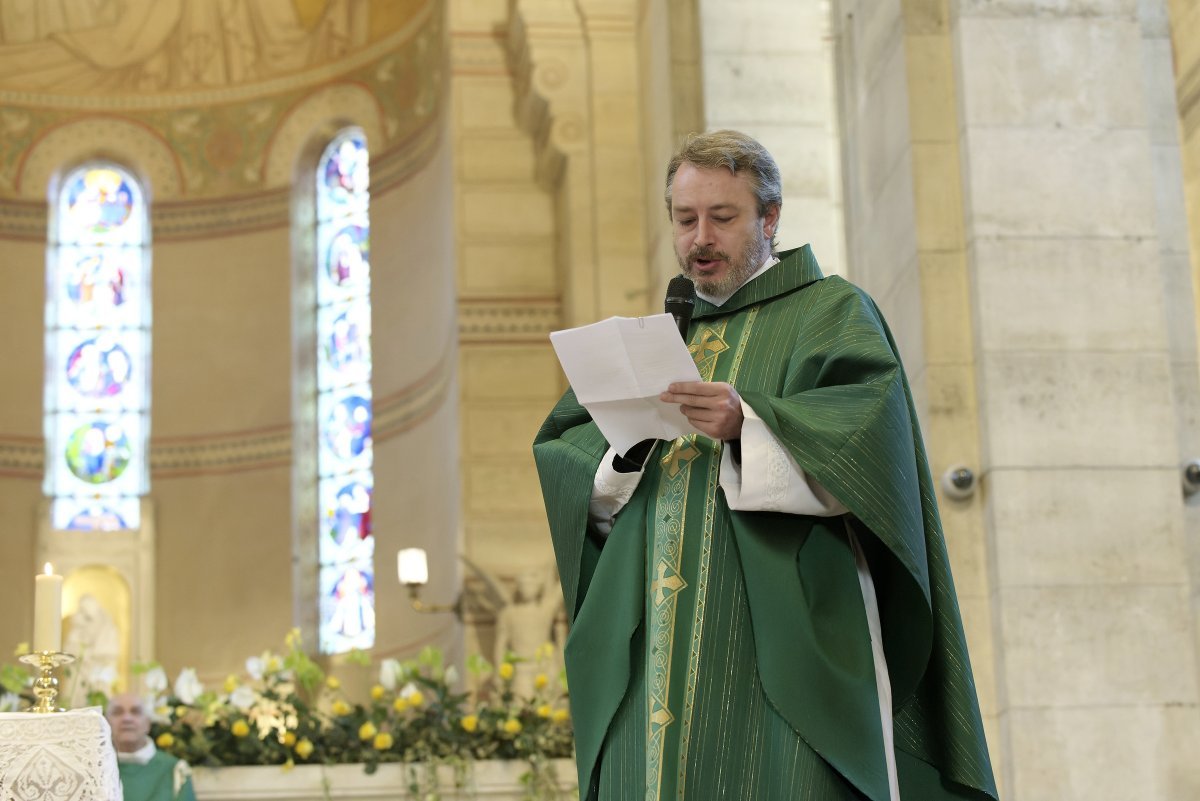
664 130 783 222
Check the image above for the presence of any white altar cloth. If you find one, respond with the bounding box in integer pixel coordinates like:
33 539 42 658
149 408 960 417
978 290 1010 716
0 707 122 801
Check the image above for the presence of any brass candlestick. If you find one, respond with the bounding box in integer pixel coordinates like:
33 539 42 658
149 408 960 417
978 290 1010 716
19 651 75 713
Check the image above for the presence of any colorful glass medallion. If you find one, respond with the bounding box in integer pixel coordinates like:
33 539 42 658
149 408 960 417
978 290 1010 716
67 253 127 310
66 169 134 234
66 337 132 398
65 421 132 483
325 480 372 547
322 395 372 462
326 563 375 641
325 225 369 288
324 306 371 384
322 136 369 201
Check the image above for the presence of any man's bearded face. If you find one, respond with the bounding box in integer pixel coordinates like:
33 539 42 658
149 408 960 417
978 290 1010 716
670 163 775 297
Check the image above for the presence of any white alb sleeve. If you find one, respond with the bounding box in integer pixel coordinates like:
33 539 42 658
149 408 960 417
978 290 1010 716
589 446 646 538
720 400 848 516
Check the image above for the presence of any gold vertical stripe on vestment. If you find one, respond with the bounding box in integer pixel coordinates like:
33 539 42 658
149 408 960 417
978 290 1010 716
676 307 758 795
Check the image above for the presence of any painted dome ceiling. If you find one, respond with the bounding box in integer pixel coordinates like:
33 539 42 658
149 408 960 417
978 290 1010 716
0 0 428 99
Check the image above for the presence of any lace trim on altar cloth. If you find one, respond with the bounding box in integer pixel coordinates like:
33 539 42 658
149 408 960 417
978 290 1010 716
0 708 122 801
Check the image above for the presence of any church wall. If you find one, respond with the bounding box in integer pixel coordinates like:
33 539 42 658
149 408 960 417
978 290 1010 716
1166 0 1200 699
449 0 565 670
950 0 1200 796
699 0 847 277
832 0 1000 785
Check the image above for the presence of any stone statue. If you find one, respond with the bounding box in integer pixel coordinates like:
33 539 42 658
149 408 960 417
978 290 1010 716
63 593 121 708
461 557 564 698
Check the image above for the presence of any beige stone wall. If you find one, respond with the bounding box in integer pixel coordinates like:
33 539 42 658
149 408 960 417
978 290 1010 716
699 0 847 276
951 0 1200 797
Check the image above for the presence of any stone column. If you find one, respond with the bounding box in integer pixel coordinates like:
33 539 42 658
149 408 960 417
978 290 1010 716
699 0 847 276
952 1 1200 797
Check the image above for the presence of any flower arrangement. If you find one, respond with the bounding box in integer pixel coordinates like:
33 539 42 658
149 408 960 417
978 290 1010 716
2 634 576 800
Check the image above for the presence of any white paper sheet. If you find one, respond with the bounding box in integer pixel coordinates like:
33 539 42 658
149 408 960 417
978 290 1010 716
549 313 703 454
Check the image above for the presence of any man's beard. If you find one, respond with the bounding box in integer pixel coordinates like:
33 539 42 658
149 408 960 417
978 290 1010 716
677 235 769 297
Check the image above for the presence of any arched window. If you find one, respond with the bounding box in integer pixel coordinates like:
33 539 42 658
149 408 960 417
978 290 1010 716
46 164 150 531
315 130 374 654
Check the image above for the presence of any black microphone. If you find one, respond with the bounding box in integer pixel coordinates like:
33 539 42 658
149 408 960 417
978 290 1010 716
665 275 695 342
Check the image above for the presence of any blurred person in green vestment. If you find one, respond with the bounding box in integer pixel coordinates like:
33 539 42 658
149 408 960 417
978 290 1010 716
106 693 196 801
533 130 999 801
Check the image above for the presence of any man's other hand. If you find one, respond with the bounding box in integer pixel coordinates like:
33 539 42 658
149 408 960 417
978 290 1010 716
660 381 743 441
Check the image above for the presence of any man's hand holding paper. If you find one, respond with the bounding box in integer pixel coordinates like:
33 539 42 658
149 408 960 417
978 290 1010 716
549 313 704 454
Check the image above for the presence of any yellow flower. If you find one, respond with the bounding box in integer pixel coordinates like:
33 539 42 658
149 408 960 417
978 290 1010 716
370 684 385 701
282 731 297 748
535 641 554 661
498 662 514 681
175 705 187 717
265 655 282 673
534 673 549 690
284 627 302 650
295 738 314 759
331 700 351 716
231 720 250 738
13 642 29 657
460 715 478 732
223 674 238 693
392 697 408 713
326 676 341 690
502 718 522 735
282 758 295 772
407 690 424 707
373 732 394 750
358 721 377 741
552 709 570 724
155 732 175 748
537 704 552 718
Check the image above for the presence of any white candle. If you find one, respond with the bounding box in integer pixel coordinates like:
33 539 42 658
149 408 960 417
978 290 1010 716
33 563 63 653
397 548 429 586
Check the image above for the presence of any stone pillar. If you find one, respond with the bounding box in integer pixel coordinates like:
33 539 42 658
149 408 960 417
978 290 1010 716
952 1 1200 797
699 0 847 276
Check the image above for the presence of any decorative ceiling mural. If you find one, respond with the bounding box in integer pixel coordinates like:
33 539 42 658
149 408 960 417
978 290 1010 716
0 0 425 93
0 0 441 203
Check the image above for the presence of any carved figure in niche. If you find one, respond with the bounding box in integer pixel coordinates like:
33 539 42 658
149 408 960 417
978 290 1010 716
63 593 121 707
462 557 564 698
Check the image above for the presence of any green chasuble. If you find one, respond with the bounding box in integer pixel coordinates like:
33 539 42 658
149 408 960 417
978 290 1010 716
118 750 196 801
533 246 999 801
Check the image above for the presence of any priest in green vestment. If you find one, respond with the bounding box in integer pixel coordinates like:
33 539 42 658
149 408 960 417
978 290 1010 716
533 130 999 801
107 692 197 801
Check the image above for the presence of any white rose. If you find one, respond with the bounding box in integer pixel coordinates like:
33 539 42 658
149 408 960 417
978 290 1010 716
400 681 419 700
173 668 203 704
143 666 168 694
0 692 19 712
379 658 401 691
443 665 459 686
229 685 256 712
245 656 265 681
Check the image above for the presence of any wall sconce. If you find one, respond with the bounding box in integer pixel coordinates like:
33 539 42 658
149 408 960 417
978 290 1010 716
397 548 462 618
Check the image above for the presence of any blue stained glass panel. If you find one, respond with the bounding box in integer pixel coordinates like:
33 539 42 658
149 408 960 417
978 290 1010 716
324 225 370 289
64 420 132 484
65 336 132 398
321 135 369 207
316 129 373 654
47 162 148 532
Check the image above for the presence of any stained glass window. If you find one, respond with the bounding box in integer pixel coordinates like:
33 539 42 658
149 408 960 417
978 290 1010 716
46 165 149 531
316 130 374 654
